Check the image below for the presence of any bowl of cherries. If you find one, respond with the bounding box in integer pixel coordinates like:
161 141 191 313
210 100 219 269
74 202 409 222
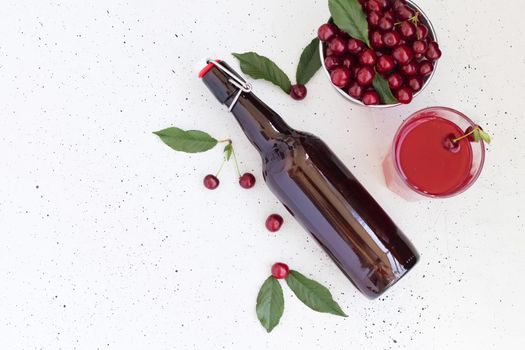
319 0 441 106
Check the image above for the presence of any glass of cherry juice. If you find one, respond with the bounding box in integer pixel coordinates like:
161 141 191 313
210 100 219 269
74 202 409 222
383 107 485 200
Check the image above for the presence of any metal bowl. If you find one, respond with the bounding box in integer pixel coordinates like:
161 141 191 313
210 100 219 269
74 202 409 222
320 0 438 108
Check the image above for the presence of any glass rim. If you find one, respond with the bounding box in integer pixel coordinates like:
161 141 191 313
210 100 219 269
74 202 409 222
391 106 486 198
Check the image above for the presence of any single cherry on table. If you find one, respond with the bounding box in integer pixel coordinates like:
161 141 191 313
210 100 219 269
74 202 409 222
265 214 284 232
271 262 289 279
239 172 256 189
203 174 220 190
290 84 307 100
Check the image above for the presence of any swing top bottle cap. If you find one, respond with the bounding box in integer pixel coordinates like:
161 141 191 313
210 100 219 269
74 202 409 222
199 60 253 111
198 59 220 78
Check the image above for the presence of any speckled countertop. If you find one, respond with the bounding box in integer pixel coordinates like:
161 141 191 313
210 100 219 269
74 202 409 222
1 0 524 349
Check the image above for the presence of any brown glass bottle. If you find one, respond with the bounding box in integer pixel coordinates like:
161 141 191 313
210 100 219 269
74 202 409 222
200 60 418 298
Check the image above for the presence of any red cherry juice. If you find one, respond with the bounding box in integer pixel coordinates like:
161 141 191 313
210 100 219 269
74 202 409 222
395 114 473 196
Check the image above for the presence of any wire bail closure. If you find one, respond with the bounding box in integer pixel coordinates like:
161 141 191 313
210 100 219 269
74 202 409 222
207 59 252 111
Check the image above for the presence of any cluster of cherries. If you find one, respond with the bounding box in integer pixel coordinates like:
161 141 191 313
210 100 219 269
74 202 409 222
319 0 442 105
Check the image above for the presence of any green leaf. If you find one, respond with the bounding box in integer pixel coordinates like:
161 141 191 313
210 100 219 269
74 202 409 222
285 270 347 317
153 127 218 153
296 38 322 85
472 129 481 142
256 276 285 333
232 52 292 94
223 143 233 161
372 73 398 105
329 0 370 47
479 129 491 144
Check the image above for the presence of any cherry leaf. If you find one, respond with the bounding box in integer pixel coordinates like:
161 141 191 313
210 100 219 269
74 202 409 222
224 143 233 161
296 38 322 85
153 127 218 153
285 270 347 317
329 0 370 47
256 276 285 333
472 129 481 142
232 52 292 94
372 73 398 105
479 129 492 144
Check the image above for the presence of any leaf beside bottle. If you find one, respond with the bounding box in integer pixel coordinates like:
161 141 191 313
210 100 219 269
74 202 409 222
328 0 370 47
285 270 347 317
232 52 292 94
153 127 218 153
256 276 285 332
296 38 322 85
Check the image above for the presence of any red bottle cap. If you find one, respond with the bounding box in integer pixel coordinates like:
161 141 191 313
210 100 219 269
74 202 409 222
198 59 220 78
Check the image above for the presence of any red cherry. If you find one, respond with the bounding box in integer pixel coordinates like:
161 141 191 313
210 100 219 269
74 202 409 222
328 37 347 56
271 262 289 279
330 67 351 88
342 55 356 69
382 30 401 48
359 48 377 66
289 84 307 101
416 24 429 40
376 54 395 74
356 66 375 86
370 30 384 49
203 174 219 190
378 16 394 31
395 5 414 20
425 41 442 61
368 11 381 27
318 23 337 42
347 81 364 99
418 60 434 77
399 61 418 76
395 86 413 104
266 214 284 232
366 0 382 12
387 73 404 90
392 44 414 65
399 21 416 40
383 9 394 20
347 38 365 54
239 172 256 188
407 76 423 92
362 90 381 105
325 47 335 57
393 0 406 9
324 55 343 70
376 0 389 9
412 40 427 55
443 133 461 153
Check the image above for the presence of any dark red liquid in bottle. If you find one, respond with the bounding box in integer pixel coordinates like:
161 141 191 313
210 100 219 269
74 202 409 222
200 60 418 298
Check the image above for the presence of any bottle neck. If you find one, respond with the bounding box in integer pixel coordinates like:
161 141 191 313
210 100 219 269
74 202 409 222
201 61 293 153
228 93 292 153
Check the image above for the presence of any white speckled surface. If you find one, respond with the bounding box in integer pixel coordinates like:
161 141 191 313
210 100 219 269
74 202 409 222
1 0 524 348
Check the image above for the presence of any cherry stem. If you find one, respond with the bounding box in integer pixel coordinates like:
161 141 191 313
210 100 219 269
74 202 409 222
218 139 232 144
231 144 241 178
453 126 479 143
395 12 420 27
215 158 226 177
